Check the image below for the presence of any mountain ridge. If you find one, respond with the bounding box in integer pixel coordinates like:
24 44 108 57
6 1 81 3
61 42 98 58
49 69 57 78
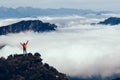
0 20 57 35
98 17 120 25
0 52 68 80
0 7 113 18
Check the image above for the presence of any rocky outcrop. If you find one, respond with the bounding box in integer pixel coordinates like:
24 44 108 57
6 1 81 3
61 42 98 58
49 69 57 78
112 78 120 80
98 17 120 25
0 45 5 49
0 53 68 80
0 20 57 35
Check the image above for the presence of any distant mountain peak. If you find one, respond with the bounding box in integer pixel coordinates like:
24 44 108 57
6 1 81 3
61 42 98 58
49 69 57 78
0 7 113 18
0 20 57 35
98 17 120 25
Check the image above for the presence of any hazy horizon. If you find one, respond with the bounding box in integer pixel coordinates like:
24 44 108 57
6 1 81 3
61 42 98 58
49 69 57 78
0 0 119 12
0 6 115 12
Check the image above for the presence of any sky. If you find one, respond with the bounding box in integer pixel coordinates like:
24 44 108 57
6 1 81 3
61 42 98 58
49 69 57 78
0 0 119 12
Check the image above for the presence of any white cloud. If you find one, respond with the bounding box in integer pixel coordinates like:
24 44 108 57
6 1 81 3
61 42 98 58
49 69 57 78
102 13 120 17
0 16 120 78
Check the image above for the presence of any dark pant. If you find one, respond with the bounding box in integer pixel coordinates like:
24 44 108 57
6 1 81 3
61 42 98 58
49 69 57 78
23 48 27 54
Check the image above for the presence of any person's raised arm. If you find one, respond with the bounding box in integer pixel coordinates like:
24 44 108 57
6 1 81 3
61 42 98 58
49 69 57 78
26 41 29 45
20 42 23 46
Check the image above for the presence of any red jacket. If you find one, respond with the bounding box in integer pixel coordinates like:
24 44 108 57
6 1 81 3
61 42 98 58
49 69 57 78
20 41 28 49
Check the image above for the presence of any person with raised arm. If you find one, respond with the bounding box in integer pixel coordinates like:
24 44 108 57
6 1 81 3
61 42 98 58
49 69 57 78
20 41 29 54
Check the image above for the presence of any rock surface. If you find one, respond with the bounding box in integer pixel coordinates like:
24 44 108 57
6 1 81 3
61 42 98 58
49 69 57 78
0 53 68 80
98 17 120 25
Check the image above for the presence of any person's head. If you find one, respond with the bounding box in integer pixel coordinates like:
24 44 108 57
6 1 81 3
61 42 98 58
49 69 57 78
23 43 26 45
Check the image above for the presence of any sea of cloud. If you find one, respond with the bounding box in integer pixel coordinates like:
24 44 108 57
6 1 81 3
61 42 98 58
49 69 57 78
0 15 120 78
